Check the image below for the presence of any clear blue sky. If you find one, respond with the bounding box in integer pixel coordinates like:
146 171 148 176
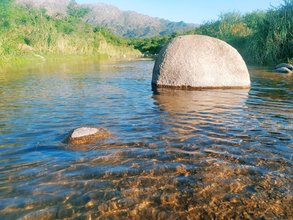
76 0 283 24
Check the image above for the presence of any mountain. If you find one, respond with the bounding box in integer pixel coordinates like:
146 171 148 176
84 3 196 37
15 0 70 16
14 0 197 38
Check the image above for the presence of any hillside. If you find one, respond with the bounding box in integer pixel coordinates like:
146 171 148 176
0 0 141 63
15 0 196 38
15 0 70 15
84 3 196 37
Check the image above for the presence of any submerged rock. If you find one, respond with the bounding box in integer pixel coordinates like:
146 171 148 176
274 63 293 71
152 35 250 89
68 127 111 145
274 67 292 74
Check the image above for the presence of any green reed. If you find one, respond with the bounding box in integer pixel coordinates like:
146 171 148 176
246 0 293 64
193 0 292 65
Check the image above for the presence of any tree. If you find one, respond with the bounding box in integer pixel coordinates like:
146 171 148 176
67 0 91 18
0 0 12 29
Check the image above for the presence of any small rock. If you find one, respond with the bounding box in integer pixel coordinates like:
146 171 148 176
274 63 293 70
85 200 95 209
274 67 292 74
68 127 111 145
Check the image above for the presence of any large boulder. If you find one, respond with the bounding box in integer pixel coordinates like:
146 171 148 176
152 35 250 89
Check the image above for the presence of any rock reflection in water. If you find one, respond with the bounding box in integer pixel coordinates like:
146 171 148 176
153 87 249 112
152 88 250 146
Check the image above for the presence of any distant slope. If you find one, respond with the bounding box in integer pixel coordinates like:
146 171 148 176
15 0 197 38
15 0 70 15
84 3 196 37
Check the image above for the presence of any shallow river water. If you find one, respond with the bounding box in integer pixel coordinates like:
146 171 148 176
0 59 292 219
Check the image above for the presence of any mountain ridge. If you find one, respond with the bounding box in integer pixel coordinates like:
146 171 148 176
15 0 197 37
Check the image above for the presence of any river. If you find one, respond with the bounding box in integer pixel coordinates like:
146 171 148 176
0 59 292 219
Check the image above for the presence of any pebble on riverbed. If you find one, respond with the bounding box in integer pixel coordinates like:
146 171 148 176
68 127 111 145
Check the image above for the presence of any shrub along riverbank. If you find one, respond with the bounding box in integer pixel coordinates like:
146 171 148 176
131 0 293 65
0 0 291 66
0 0 141 65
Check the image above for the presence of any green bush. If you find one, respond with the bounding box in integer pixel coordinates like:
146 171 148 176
0 0 12 29
93 26 127 45
188 0 292 64
246 0 293 64
129 35 172 55
67 0 91 18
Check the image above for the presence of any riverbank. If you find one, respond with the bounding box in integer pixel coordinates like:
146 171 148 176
1 0 291 69
0 1 141 65
0 55 150 76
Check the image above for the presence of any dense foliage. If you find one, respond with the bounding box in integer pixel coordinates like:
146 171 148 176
246 0 293 64
129 34 176 56
0 0 140 63
193 0 293 65
67 0 91 18
132 0 292 65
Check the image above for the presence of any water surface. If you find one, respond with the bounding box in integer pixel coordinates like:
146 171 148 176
0 60 292 219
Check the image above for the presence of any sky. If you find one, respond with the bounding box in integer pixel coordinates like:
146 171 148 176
76 0 284 24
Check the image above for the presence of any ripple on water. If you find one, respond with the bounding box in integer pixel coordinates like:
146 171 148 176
0 60 292 219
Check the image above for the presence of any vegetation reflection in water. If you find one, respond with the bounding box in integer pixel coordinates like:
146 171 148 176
0 60 292 219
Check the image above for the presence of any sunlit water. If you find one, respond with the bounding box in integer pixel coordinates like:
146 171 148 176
0 59 292 219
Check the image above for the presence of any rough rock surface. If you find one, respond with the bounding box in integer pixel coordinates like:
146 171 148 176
152 35 251 89
68 127 111 145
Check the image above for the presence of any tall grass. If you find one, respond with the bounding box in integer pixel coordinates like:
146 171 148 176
193 11 252 56
246 0 293 64
0 1 141 63
192 0 293 65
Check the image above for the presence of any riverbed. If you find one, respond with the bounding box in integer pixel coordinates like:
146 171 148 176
0 59 292 219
